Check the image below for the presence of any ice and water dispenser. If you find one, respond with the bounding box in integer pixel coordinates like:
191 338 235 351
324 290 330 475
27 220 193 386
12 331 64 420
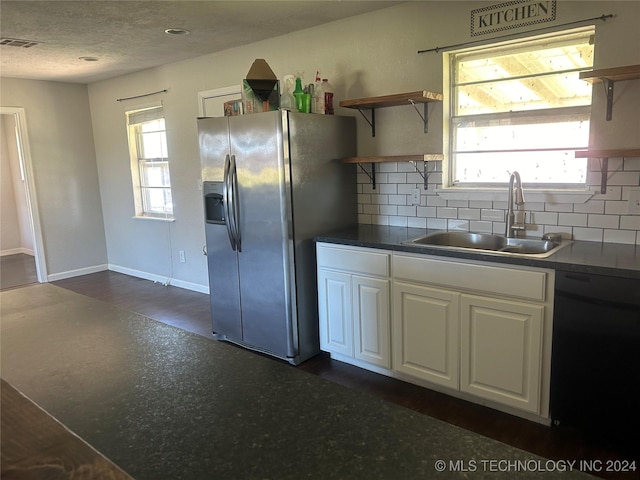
203 181 225 225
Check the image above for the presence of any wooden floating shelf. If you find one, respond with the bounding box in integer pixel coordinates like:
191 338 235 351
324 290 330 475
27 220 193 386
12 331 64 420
339 90 443 137
342 154 444 164
339 91 443 109
575 149 640 158
579 65 640 83
579 65 640 121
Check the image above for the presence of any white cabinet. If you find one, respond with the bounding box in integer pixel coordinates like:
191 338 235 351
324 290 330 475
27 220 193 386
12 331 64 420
393 281 459 389
460 294 543 413
392 252 552 417
317 244 391 368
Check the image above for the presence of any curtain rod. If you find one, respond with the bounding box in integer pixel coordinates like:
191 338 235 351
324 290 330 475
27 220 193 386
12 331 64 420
116 89 168 102
417 14 614 54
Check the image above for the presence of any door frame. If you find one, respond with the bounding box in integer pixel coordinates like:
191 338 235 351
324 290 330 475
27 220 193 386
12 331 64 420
0 106 48 282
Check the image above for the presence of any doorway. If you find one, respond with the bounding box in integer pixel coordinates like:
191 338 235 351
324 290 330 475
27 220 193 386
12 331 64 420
0 107 47 289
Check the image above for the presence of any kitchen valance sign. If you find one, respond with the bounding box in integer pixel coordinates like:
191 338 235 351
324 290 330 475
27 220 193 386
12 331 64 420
471 0 556 36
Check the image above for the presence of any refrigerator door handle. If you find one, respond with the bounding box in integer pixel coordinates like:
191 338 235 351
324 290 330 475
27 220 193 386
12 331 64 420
223 154 237 251
230 154 242 252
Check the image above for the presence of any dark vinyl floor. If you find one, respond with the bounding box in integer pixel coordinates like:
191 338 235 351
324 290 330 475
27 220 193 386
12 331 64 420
52 271 637 480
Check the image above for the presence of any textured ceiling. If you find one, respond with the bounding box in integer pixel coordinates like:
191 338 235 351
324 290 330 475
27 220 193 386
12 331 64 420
0 0 399 84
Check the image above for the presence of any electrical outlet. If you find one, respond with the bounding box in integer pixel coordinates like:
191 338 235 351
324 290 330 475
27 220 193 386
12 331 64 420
628 188 640 215
179 250 186 263
411 188 420 205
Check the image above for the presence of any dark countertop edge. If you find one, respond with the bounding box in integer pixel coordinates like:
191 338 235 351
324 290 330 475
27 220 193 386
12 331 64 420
314 225 640 280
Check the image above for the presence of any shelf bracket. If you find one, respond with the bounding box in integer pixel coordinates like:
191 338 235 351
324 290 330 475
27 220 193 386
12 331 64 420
408 160 429 189
356 108 376 137
408 99 429 133
602 79 614 121
600 157 609 194
356 162 376 189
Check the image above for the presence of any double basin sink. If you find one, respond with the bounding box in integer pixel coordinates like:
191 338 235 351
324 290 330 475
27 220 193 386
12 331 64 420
403 231 570 258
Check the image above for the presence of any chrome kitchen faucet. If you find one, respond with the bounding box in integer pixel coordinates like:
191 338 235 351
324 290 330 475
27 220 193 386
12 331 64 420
505 171 526 238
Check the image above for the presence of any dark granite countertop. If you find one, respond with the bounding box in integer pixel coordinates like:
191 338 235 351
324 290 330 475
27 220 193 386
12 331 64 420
1 284 596 480
315 225 640 280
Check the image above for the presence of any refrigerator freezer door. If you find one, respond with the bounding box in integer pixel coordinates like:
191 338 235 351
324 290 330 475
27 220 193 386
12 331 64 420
229 111 294 358
198 117 243 340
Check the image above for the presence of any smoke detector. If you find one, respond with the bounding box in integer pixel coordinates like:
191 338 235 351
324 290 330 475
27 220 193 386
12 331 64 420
0 37 40 48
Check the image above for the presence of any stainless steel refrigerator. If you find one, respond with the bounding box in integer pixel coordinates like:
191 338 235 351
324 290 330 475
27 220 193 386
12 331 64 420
198 110 356 364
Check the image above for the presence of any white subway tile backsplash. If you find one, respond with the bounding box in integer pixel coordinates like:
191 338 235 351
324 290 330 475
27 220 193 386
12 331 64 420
604 201 629 215
398 205 417 217
378 183 398 195
620 216 640 230
363 204 379 215
437 207 458 218
378 163 398 173
573 200 605 214
408 216 427 228
388 173 407 183
379 205 397 216
469 221 493 233
588 214 619 229
604 229 636 245
448 219 469 231
529 211 558 225
544 203 573 213
427 196 447 207
558 213 588 227
388 195 407 206
624 158 640 170
609 171 640 186
417 206 437 217
371 194 389 205
458 208 481 220
389 216 408 227
427 218 447 229
481 209 504 221
573 227 604 242
357 162 639 245
469 200 493 208
590 186 622 201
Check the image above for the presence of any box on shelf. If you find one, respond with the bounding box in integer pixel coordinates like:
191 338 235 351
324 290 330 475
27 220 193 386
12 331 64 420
242 59 280 114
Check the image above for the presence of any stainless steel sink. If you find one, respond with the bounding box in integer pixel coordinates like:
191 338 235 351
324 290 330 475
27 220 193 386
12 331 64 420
403 231 570 258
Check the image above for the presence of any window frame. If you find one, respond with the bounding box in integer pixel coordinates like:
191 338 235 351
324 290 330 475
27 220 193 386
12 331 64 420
126 105 174 220
442 27 595 193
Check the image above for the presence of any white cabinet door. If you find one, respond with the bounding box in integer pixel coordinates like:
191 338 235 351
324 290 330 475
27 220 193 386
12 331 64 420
393 281 459 389
353 275 390 368
318 269 353 357
460 294 543 414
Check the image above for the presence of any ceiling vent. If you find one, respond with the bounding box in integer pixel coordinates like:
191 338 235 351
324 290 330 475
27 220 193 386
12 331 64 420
0 37 40 48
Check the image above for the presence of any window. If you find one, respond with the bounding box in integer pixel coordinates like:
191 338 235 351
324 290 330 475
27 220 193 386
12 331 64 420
126 105 173 218
446 27 594 189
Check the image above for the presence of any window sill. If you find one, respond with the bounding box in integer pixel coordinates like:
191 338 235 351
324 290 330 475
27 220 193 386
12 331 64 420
132 215 175 222
435 188 594 204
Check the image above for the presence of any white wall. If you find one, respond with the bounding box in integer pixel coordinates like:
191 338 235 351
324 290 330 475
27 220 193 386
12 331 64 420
0 79 108 277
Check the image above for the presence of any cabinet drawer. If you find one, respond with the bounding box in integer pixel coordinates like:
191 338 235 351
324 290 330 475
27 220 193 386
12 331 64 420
393 254 548 301
317 244 390 277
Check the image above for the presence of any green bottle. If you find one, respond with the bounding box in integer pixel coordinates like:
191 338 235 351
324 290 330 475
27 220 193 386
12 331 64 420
293 77 304 113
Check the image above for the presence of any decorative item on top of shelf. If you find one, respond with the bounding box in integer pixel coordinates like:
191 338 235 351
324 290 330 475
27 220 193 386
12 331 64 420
242 59 280 114
340 91 443 136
